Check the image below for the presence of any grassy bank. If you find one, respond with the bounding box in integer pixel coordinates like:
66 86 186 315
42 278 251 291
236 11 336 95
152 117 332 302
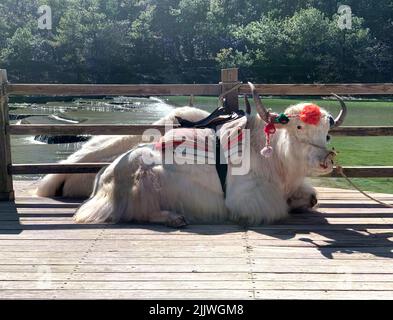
166 96 393 194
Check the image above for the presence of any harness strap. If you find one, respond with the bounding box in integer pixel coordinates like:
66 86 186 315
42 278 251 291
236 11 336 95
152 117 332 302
215 137 228 197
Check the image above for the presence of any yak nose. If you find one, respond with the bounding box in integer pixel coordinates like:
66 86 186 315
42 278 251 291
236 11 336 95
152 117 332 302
320 151 336 170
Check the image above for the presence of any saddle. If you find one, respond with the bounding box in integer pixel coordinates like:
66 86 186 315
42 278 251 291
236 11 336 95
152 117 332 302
175 106 246 131
173 105 248 195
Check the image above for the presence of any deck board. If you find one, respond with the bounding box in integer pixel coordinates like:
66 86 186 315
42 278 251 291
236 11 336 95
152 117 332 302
1 181 393 300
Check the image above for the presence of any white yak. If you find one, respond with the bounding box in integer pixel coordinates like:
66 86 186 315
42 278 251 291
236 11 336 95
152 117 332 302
37 84 347 226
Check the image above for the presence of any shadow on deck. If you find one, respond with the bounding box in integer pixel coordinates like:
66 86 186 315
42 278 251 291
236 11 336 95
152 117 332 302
1 181 393 299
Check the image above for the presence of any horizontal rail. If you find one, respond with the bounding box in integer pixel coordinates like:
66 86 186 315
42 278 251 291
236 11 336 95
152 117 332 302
239 84 393 96
8 124 177 135
328 166 393 178
8 83 393 96
9 164 393 177
10 163 109 174
8 84 221 97
330 126 393 136
8 124 393 136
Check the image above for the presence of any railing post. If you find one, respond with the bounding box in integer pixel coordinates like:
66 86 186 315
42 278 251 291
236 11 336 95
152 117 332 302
220 68 240 112
0 70 14 201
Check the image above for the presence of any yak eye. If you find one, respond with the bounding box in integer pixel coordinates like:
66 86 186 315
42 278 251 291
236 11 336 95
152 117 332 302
297 125 302 130
327 135 331 142
329 116 335 128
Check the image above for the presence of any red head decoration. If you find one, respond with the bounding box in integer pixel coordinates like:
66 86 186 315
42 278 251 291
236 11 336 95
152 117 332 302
300 104 322 126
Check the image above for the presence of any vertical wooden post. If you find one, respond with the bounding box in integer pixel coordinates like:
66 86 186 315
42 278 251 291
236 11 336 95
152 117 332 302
220 68 240 112
0 70 14 201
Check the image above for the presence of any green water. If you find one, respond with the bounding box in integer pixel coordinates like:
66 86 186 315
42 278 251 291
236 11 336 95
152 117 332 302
10 96 393 193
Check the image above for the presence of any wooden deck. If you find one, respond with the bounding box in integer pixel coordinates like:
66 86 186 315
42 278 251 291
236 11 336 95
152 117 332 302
1 181 393 300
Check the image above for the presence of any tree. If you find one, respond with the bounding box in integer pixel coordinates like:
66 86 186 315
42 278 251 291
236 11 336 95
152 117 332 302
0 0 391 83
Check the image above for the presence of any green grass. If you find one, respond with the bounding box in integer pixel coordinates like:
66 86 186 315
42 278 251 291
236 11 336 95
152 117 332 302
166 96 393 194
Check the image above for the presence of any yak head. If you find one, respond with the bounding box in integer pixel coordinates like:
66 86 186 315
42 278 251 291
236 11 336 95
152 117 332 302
247 83 347 176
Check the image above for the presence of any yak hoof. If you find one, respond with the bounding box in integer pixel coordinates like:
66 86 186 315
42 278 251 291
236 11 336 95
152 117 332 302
310 194 318 208
166 215 188 228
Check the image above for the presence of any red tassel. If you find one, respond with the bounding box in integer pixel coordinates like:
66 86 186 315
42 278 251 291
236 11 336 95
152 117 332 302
300 104 321 126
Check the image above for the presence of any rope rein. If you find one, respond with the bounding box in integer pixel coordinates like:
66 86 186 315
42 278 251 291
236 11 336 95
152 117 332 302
301 140 393 208
335 163 393 209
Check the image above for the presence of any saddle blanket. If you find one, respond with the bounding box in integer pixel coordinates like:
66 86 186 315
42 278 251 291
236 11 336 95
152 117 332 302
154 117 248 165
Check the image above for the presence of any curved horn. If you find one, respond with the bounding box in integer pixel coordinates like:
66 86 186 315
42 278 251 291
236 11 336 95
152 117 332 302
244 95 251 115
248 82 269 123
331 93 348 128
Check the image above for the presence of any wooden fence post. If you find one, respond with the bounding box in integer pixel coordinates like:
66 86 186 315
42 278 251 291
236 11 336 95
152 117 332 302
220 68 240 112
0 70 14 201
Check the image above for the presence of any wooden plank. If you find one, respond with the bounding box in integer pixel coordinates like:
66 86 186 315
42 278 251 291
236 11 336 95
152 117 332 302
10 163 110 174
9 164 393 177
8 124 176 135
0 257 249 265
327 166 393 178
0 272 250 281
252 273 393 282
2 257 393 268
10 124 393 137
7 279 393 291
0 289 253 300
0 280 256 290
331 126 393 136
221 68 240 111
7 84 221 97
239 83 393 96
4 272 393 282
2 262 393 274
8 83 393 97
0 251 248 259
2 229 392 242
0 70 14 201
39 264 393 274
255 290 393 300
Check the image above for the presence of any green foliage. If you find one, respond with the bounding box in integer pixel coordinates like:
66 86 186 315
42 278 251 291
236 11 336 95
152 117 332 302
0 0 392 83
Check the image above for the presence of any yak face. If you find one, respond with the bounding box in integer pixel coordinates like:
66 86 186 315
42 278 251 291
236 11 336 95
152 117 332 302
248 82 347 176
282 103 336 176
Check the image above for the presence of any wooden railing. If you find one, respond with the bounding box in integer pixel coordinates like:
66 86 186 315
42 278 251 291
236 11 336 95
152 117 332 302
1 68 393 201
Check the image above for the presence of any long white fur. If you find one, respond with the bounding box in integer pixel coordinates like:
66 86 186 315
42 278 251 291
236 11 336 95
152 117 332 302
36 107 209 198
68 104 334 226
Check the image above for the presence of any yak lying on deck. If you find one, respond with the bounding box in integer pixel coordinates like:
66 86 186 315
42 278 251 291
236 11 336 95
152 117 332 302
37 83 347 226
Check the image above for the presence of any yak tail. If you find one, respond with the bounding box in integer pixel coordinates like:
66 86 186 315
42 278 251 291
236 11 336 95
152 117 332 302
73 194 116 224
35 174 67 197
73 167 116 224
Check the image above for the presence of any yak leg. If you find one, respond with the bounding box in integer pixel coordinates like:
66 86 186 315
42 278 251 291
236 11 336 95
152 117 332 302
288 181 318 213
147 211 188 228
226 175 289 225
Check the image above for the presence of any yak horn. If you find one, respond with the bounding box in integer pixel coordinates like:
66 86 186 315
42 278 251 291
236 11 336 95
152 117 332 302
244 95 251 115
331 93 347 128
248 82 270 123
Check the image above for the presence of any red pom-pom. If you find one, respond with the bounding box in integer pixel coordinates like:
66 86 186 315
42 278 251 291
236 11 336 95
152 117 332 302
300 104 321 126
